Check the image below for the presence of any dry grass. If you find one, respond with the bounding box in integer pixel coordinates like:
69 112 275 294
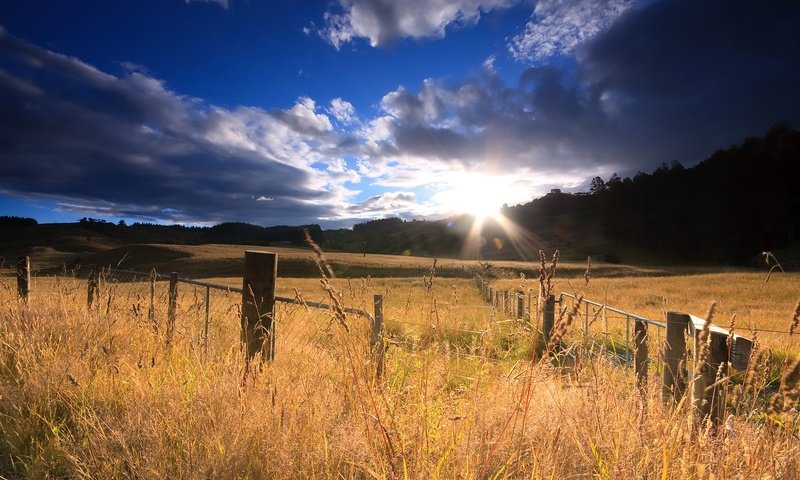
1 265 799 478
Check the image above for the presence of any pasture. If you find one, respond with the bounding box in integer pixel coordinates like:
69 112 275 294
0 245 798 478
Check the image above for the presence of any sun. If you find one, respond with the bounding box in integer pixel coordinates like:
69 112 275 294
436 173 510 220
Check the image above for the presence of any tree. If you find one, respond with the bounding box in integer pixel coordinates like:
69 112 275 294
606 173 622 190
589 176 606 194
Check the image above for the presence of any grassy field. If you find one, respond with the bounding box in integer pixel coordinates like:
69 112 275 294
1 247 799 478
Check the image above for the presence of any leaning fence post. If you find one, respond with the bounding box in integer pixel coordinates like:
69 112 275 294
372 294 386 379
16 256 30 303
241 251 277 364
663 312 689 404
634 320 648 397
167 272 178 346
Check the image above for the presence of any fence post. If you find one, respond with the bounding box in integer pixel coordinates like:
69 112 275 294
241 251 277 364
16 256 30 303
204 285 210 359
87 265 99 308
692 331 729 431
148 269 156 330
584 303 590 344
167 272 178 346
663 312 689 404
372 294 386 379
634 320 648 397
625 315 631 354
527 293 532 321
538 294 555 357
516 290 524 320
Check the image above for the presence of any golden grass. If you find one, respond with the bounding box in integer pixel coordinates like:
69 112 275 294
1 266 799 478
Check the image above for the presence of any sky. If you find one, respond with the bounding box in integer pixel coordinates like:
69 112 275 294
0 0 798 227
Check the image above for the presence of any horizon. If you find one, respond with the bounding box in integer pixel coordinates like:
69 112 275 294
1 1 799 228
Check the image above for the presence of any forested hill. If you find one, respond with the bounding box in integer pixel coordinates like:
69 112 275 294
582 122 800 265
2 124 798 266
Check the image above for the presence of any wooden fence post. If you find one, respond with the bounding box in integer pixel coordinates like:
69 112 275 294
167 272 178 346
584 303 590 344
634 320 648 397
372 294 386 379
517 290 524 320
241 251 277 364
16 256 30 303
204 286 210 359
663 312 689 404
527 293 532 321
148 268 156 330
87 265 99 308
537 294 555 357
692 331 729 431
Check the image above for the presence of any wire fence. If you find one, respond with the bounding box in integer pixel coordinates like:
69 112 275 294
101 268 377 368
2 256 789 390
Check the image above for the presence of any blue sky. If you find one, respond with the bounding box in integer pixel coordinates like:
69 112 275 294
1 0 798 226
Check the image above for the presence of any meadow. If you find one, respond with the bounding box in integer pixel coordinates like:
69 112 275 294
0 247 798 478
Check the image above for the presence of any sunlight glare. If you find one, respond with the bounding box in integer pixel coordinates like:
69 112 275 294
437 173 513 219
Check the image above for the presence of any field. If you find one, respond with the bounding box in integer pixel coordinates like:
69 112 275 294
1 245 799 478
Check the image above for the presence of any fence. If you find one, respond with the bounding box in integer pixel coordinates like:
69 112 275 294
10 253 760 429
474 272 755 429
11 253 386 377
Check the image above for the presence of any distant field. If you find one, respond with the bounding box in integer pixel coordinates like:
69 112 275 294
11 241 699 279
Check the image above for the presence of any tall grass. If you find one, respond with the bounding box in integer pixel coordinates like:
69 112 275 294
0 269 798 478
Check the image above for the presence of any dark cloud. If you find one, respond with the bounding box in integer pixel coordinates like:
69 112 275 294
0 30 348 225
578 0 800 166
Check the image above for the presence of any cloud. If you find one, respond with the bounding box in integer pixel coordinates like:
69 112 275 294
347 191 417 216
508 0 633 62
354 0 800 198
320 0 518 49
328 98 357 124
0 29 354 225
2 0 799 226
577 0 800 164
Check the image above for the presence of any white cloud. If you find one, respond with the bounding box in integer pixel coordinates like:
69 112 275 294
320 0 518 49
508 0 633 62
347 191 417 217
328 98 357 124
